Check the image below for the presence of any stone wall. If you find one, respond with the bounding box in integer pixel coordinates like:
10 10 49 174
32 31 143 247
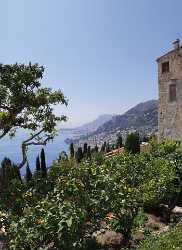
158 47 182 140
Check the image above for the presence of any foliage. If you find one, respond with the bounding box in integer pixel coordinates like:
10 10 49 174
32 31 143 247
40 148 47 178
116 134 123 148
8 200 86 250
58 151 68 161
25 163 32 183
0 158 21 194
0 211 9 241
70 142 75 158
125 132 140 154
150 139 180 157
87 146 91 159
100 141 106 152
133 209 148 228
138 223 182 250
0 63 68 169
91 152 105 165
83 143 88 157
36 156 41 172
0 179 25 214
75 147 84 163
94 145 98 153
106 143 110 153
1 139 182 249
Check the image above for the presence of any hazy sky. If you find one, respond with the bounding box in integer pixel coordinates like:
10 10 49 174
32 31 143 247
0 0 182 127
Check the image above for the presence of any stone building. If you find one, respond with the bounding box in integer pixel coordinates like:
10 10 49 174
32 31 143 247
157 39 182 140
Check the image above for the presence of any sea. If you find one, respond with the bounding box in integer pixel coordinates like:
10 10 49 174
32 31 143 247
0 130 74 174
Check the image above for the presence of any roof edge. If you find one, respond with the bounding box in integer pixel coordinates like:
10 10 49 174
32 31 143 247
156 46 182 62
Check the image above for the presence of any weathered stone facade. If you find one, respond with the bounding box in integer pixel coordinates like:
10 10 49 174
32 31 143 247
157 39 182 140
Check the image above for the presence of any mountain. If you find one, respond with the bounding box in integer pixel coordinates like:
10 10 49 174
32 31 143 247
97 100 158 133
69 100 158 147
73 114 113 133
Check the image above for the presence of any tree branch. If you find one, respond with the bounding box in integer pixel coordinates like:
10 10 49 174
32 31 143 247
26 136 53 146
0 129 10 140
18 130 53 169
23 129 44 143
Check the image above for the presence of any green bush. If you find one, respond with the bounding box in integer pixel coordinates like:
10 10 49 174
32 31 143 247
138 223 182 250
1 139 182 249
8 201 86 250
125 132 140 154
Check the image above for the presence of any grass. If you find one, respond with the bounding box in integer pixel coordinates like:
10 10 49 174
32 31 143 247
138 223 182 250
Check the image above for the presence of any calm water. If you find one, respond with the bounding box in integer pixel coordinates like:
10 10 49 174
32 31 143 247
0 130 73 174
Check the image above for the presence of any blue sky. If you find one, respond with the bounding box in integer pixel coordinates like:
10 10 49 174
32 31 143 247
0 0 182 127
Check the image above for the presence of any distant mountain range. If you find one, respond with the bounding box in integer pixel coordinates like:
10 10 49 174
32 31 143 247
65 100 158 146
96 100 158 134
74 114 114 133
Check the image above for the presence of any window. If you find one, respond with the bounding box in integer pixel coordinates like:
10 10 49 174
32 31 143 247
162 61 169 73
169 83 177 102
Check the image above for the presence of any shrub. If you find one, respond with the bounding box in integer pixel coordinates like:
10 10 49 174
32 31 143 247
125 132 140 154
8 200 86 250
138 223 182 250
3 139 182 248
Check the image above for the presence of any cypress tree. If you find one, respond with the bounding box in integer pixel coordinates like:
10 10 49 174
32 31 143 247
1 158 22 190
125 132 140 154
94 145 98 153
25 162 32 183
116 134 123 148
83 143 88 157
40 148 47 178
100 141 107 152
70 143 75 158
36 155 41 171
87 146 91 159
13 164 22 182
106 143 111 153
1 158 11 188
75 147 83 163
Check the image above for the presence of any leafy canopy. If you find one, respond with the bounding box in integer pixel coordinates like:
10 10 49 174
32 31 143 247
0 63 68 168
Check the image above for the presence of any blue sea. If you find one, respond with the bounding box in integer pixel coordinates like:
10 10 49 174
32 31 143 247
0 130 73 174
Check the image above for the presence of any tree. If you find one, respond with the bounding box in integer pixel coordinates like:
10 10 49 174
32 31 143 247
106 143 111 153
40 148 47 178
0 63 68 169
100 141 106 152
58 151 68 161
116 134 123 148
125 132 140 154
36 156 41 172
25 162 32 183
75 147 83 163
83 143 88 157
0 158 21 192
69 143 74 158
87 146 91 159
94 145 98 153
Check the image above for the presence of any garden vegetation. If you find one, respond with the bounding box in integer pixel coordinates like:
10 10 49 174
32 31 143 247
0 139 182 249
0 63 182 249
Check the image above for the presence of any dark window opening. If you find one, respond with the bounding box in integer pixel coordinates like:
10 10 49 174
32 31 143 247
162 61 169 73
169 83 177 102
